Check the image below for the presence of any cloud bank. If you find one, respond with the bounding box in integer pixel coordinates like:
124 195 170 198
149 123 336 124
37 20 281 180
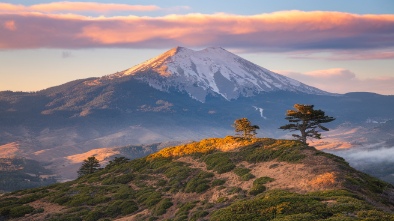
279 68 394 95
1 9 394 53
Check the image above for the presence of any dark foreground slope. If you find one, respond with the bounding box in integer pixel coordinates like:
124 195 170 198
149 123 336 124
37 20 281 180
1 137 393 221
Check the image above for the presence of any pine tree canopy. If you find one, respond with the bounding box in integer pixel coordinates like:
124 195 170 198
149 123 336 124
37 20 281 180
233 118 260 138
77 156 101 177
279 104 335 144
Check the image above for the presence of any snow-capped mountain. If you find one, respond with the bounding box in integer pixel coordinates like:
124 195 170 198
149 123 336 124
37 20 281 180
1 47 394 182
102 47 329 102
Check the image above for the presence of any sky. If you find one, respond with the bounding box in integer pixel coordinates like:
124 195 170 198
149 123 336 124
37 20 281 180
1 0 394 95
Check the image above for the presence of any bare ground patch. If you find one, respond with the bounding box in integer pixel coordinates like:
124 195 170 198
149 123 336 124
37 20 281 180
177 153 343 195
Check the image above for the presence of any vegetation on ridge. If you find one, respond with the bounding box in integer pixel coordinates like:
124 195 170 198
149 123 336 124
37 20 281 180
0 137 393 221
77 156 101 178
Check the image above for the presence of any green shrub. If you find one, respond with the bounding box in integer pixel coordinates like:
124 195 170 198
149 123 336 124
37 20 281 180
18 193 43 204
241 173 255 181
248 176 274 195
211 190 327 220
105 201 123 217
149 157 173 169
9 205 34 218
136 188 162 207
357 209 394 220
164 163 192 181
65 194 91 207
233 167 250 176
184 171 212 193
0 197 19 209
212 179 226 186
0 207 10 216
47 213 84 221
190 210 209 220
119 200 139 215
152 198 173 216
233 167 255 181
104 200 138 217
254 176 275 185
217 197 228 203
227 187 242 194
156 179 167 187
53 195 71 205
84 210 104 221
87 176 101 183
175 202 197 220
271 213 319 221
88 195 111 206
102 174 134 185
203 152 235 174
237 140 306 163
249 185 266 195
113 185 135 200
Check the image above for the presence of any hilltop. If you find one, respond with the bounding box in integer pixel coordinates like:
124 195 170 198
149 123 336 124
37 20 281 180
0 137 393 220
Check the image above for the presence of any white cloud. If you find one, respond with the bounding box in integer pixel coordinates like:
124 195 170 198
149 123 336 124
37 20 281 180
278 68 394 95
61 51 72 58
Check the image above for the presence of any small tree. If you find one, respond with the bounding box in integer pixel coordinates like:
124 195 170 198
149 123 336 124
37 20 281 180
279 104 335 144
233 118 260 138
105 157 130 169
77 156 101 177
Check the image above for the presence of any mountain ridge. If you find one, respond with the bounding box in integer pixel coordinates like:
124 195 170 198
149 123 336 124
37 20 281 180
1 137 393 220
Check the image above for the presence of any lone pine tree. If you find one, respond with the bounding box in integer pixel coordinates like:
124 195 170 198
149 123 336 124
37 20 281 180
279 104 335 144
233 118 260 138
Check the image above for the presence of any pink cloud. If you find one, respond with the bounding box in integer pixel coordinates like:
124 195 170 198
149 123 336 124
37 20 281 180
290 50 394 60
278 69 394 95
0 11 394 52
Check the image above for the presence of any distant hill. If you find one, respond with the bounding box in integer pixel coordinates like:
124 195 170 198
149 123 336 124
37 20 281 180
0 158 57 192
1 137 393 220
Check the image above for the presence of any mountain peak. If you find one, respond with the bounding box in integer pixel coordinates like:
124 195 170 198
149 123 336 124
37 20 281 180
117 46 329 102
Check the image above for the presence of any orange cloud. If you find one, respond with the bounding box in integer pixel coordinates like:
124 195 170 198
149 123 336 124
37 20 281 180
0 3 26 11
0 11 394 53
3 20 16 31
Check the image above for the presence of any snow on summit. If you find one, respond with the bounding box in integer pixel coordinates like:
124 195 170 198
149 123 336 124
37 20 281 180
117 47 329 102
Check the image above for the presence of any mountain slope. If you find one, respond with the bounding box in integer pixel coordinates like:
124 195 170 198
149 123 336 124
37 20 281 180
1 137 393 221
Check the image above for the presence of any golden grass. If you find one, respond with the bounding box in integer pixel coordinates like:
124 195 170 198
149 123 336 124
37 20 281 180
309 172 337 188
148 136 264 160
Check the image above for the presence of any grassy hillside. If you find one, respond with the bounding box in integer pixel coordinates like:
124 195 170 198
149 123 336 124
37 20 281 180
0 137 393 220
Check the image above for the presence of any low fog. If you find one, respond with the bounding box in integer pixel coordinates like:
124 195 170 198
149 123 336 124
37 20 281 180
328 145 394 184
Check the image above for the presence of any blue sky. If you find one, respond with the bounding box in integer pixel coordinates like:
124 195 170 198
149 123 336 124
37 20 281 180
1 1 394 94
